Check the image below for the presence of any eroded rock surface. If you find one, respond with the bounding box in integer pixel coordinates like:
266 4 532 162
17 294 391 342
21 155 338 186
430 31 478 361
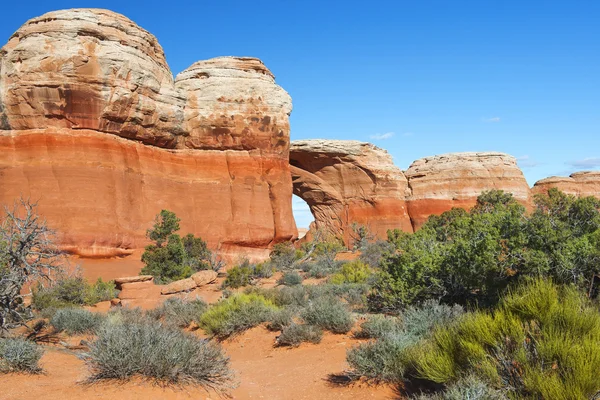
405 152 531 229
290 139 412 245
532 171 600 198
0 9 296 259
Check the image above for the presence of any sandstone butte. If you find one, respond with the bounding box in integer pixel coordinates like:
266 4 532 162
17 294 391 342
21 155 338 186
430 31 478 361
405 152 532 230
0 9 599 262
0 8 297 260
532 171 600 199
290 139 412 246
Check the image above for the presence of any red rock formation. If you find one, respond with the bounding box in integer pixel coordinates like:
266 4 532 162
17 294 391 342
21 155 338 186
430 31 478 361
290 140 412 245
0 9 296 259
532 171 600 199
405 152 531 229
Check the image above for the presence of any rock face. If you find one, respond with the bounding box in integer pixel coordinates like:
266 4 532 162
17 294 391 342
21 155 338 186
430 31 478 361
0 9 297 258
405 152 531 229
290 140 413 245
532 171 600 198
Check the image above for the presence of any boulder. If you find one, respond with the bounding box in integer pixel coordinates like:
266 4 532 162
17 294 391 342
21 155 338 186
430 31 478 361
190 270 218 287
118 280 161 300
114 275 153 289
160 278 197 295
532 171 600 198
405 152 531 229
290 139 412 245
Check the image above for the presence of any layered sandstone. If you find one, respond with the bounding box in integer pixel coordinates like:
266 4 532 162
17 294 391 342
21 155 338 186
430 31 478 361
290 140 412 245
532 171 600 198
405 152 531 229
0 9 296 258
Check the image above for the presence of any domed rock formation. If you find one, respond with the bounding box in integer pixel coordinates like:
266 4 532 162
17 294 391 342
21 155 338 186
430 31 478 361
532 171 600 198
290 140 412 245
405 152 531 229
0 9 296 259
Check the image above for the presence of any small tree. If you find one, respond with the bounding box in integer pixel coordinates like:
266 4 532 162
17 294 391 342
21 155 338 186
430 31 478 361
141 210 212 283
349 223 375 251
0 199 63 333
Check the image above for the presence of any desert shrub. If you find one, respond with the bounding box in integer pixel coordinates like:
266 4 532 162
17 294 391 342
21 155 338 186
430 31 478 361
273 285 310 307
222 259 275 289
301 296 354 334
349 223 375 250
50 308 104 335
198 293 278 338
150 297 207 328
329 260 371 285
0 338 43 374
353 314 402 339
412 375 506 400
360 240 394 268
32 276 118 312
106 307 154 326
269 242 299 271
303 260 335 278
347 332 416 382
308 283 370 310
141 210 212 284
267 307 296 331
86 321 233 389
347 301 463 383
276 323 323 346
278 271 303 286
372 189 600 310
407 279 600 399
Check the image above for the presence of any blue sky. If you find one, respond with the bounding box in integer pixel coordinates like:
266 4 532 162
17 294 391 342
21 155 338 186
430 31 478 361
2 1 599 228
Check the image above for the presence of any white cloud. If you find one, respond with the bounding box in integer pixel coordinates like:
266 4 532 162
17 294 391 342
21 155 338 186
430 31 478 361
516 155 538 168
482 117 501 123
568 158 600 169
369 132 395 140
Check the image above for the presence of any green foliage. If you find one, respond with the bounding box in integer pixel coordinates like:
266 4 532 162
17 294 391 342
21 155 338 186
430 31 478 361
150 297 207 328
32 276 117 312
267 307 296 331
50 308 104 334
86 320 233 389
329 260 371 285
147 209 180 247
0 338 43 374
301 296 354 334
269 242 300 270
276 323 323 346
359 240 394 268
347 302 463 382
278 271 303 286
353 314 402 339
407 279 600 399
198 293 278 338
373 189 600 309
222 259 275 289
141 210 212 284
349 223 375 250
412 375 507 400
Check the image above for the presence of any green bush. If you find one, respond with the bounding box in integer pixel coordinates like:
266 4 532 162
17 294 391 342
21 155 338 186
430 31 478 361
372 189 600 309
50 308 104 335
32 276 117 312
276 323 323 346
269 242 300 271
407 279 600 399
329 260 371 285
359 240 394 268
347 301 463 383
198 293 278 338
278 271 303 286
150 297 207 328
141 210 212 284
222 259 275 289
0 338 43 373
301 296 354 334
412 375 506 400
86 321 233 389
